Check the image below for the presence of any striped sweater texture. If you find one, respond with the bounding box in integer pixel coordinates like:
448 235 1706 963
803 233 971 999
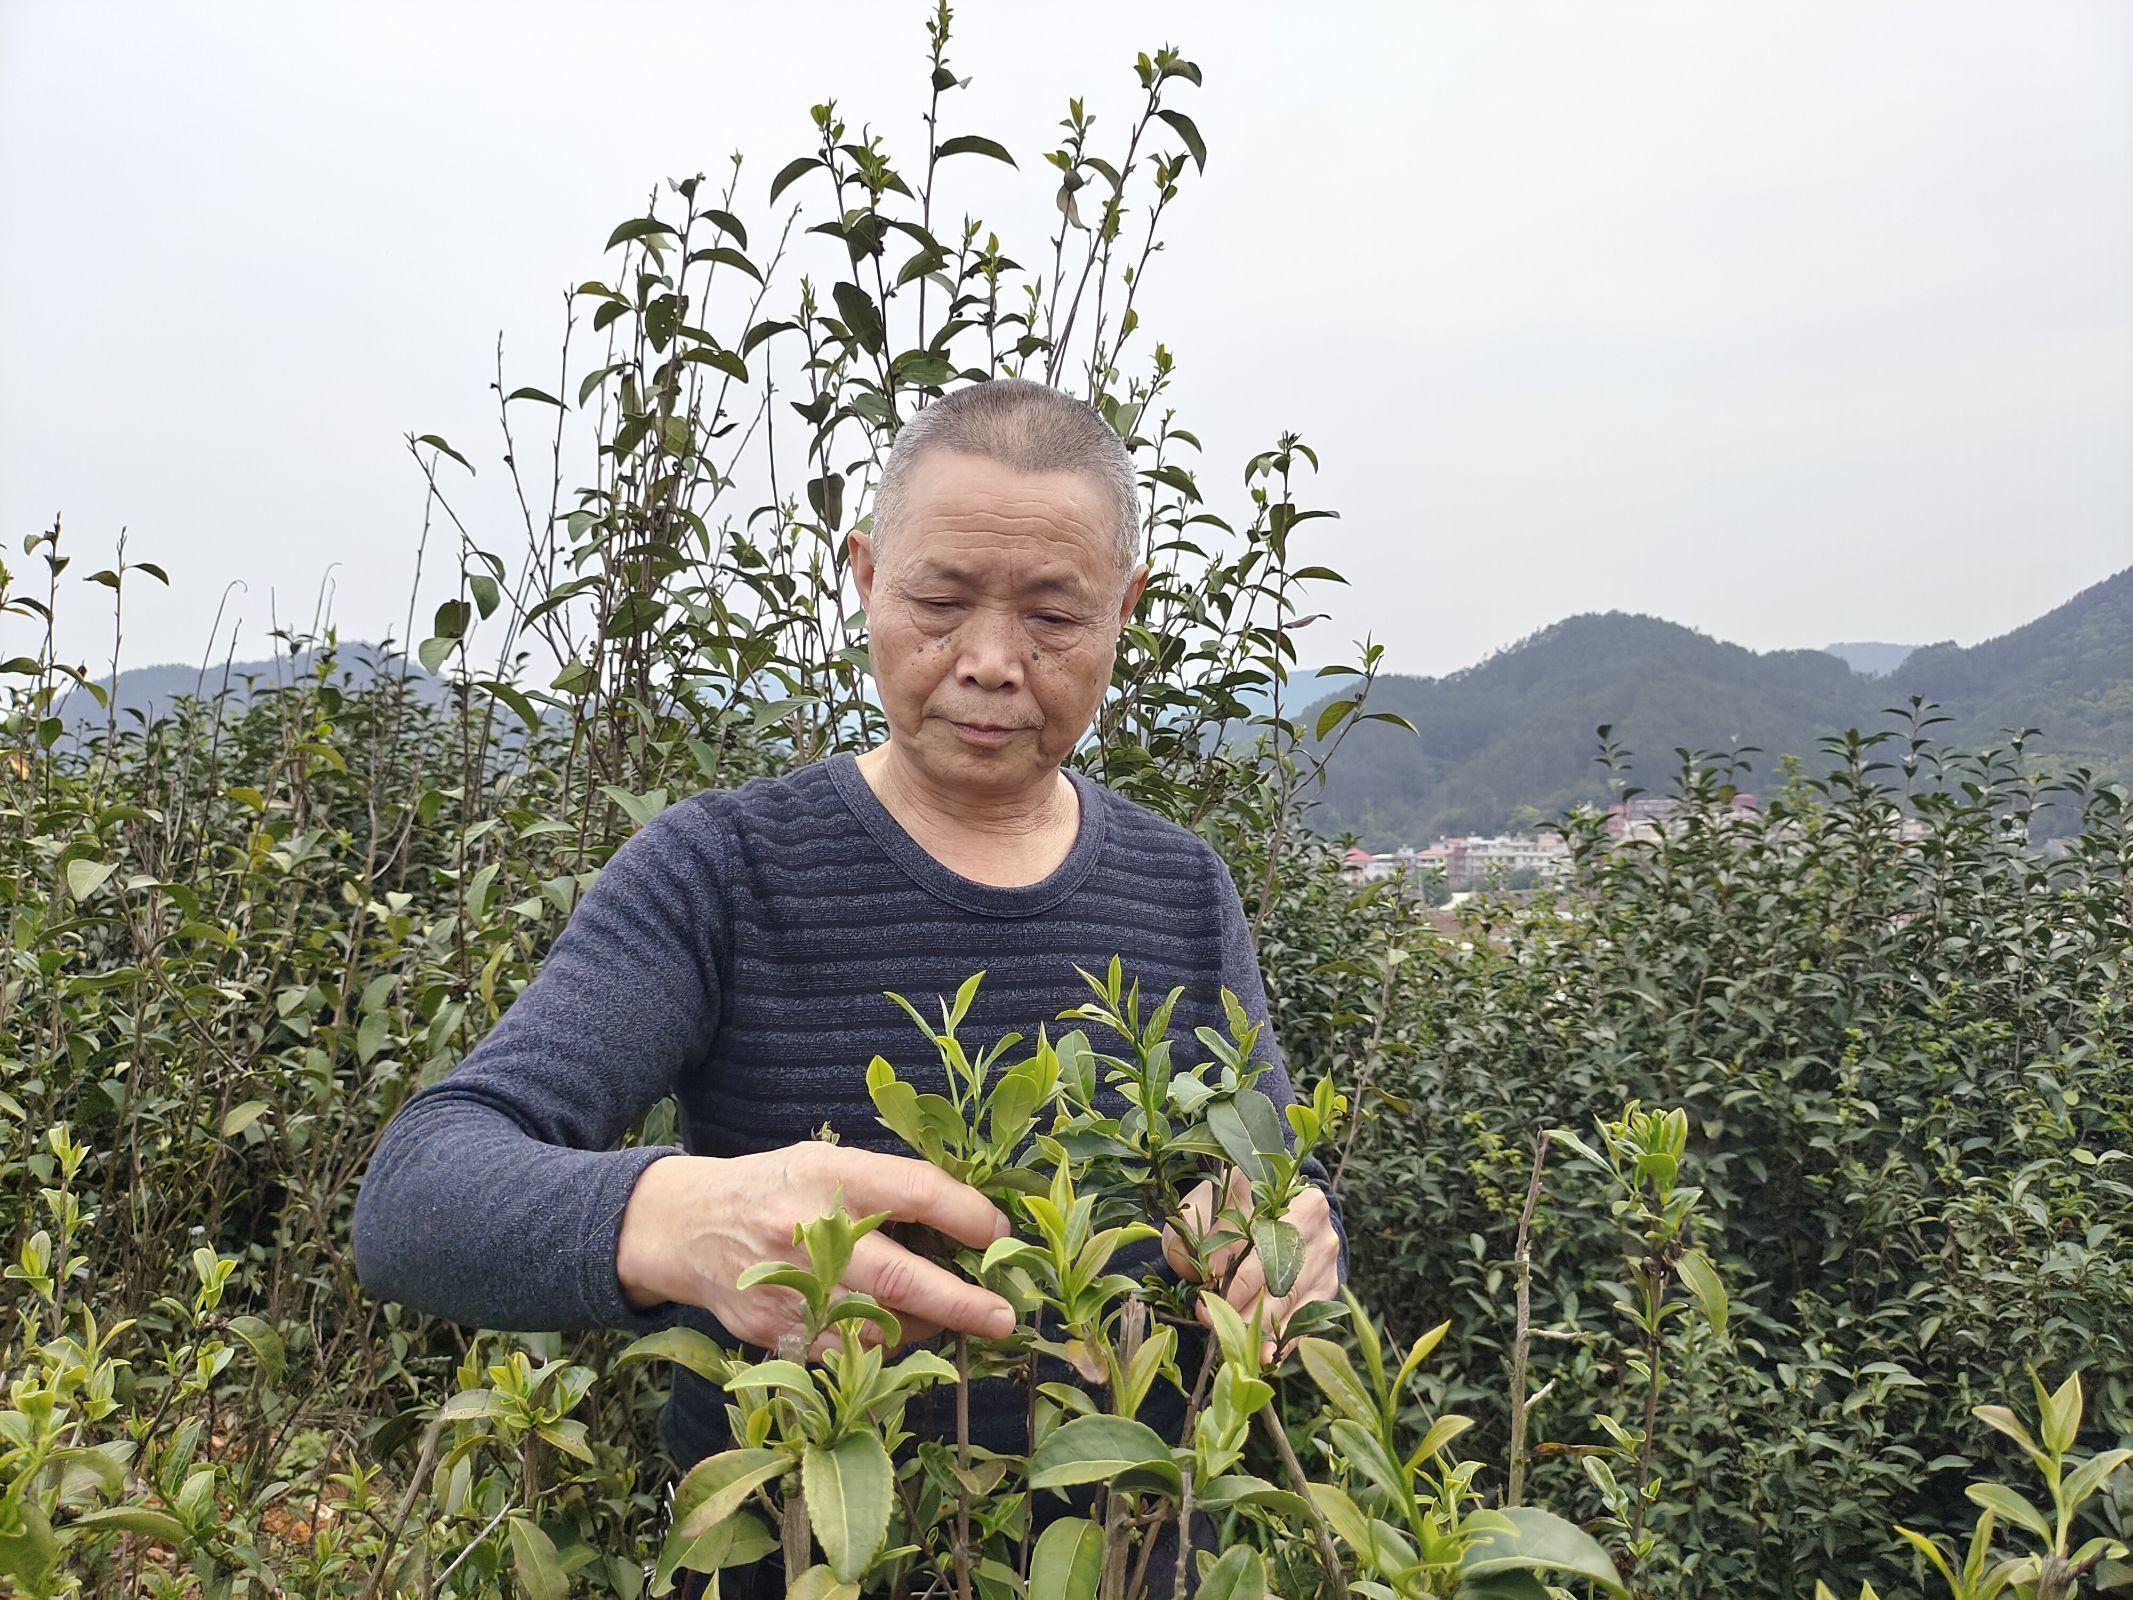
351 750 1344 1473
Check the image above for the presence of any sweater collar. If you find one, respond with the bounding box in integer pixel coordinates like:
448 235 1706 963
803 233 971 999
824 750 1109 918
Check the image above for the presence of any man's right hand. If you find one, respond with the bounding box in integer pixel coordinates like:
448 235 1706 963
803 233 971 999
615 1144 1016 1358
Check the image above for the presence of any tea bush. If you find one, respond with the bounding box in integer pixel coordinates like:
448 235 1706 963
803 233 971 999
4 7 2130 1596
1338 729 2133 1596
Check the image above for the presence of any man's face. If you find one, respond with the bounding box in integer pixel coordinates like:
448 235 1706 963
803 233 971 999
851 449 1148 798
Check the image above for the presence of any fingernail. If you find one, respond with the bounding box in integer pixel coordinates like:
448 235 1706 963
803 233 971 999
989 1305 1016 1339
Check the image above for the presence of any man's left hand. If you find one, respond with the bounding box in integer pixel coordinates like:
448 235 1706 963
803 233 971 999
1160 1168 1340 1361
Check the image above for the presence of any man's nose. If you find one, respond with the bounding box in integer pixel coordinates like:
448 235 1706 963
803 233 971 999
955 609 1025 691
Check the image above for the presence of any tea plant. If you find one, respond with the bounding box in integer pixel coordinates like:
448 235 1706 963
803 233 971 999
626 966 1625 1600
1815 1371 2131 1599
1343 728 2133 1595
1547 1105 1728 1583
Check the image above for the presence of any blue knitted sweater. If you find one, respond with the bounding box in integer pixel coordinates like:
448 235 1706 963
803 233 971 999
351 751 1344 1471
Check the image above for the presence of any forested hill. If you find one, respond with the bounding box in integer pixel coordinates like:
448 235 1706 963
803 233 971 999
56 646 444 726
1306 564 2133 846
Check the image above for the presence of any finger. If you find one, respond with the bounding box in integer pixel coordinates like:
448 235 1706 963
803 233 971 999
1219 1252 1279 1360
1185 1176 1256 1280
1163 1179 1215 1280
1285 1184 1331 1229
1223 1245 1268 1317
1267 1264 1341 1358
1162 1222 1196 1281
816 1147 1012 1249
846 1232 1017 1341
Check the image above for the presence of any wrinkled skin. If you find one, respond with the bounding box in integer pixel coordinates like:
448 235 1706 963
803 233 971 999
617 1143 1014 1356
847 448 1146 883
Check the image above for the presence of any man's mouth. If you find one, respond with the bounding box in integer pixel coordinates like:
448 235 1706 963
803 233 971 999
945 719 1030 747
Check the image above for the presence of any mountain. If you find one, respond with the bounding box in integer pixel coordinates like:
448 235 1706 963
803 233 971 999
56 644 443 727
1822 641 1915 676
1309 566 2133 846
1887 567 2133 783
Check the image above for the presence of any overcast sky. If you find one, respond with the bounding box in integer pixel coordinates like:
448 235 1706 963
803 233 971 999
4 1 2128 681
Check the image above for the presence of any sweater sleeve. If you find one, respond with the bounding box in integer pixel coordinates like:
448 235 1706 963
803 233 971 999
1203 845 1352 1284
350 799 726 1335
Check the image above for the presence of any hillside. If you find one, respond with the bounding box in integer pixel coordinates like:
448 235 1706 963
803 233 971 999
1887 566 2133 780
1308 564 2133 845
56 644 444 727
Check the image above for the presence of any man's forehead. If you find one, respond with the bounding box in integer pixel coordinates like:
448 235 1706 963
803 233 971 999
888 451 1125 593
902 549 1098 598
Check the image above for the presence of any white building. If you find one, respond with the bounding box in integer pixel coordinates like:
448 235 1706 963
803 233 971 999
1440 833 1571 885
1341 834 1570 889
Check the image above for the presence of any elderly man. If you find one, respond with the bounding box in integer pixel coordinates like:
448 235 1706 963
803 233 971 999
351 377 1345 1595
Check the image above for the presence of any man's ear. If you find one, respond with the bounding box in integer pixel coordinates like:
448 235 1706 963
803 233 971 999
1117 561 1150 624
849 529 878 609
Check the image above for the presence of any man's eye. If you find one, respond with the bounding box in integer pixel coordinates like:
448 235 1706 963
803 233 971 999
1034 613 1074 628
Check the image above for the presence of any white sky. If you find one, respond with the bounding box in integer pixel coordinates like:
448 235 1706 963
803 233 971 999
4 1 2129 679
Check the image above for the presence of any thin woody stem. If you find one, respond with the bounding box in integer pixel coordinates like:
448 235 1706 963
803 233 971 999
955 1331 973 1600
1099 1302 1149 1600
1262 1404 1343 1599
360 1414 447 1600
1126 1324 1220 1598
779 1332 813 1580
1506 1131 1550 1506
1167 1465 1196 1600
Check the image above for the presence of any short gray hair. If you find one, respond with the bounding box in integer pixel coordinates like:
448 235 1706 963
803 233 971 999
871 378 1142 578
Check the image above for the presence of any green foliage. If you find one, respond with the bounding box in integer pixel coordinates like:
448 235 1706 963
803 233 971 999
1338 719 2133 1596
629 977 1636 1600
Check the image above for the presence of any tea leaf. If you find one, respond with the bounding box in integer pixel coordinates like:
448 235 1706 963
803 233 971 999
769 156 819 202
69 1507 186 1544
1674 1247 1728 1338
1156 109 1206 172
1459 1506 1628 1596
506 1514 568 1600
219 1100 270 1138
1028 1514 1103 1600
1964 1483 2052 1540
1029 1415 1179 1491
672 1448 790 1543
1196 1546 1268 1600
65 857 116 902
934 134 1017 167
831 283 885 355
415 433 473 473
1251 1217 1304 1299
605 216 677 250
785 1568 860 1600
804 1432 894 1583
